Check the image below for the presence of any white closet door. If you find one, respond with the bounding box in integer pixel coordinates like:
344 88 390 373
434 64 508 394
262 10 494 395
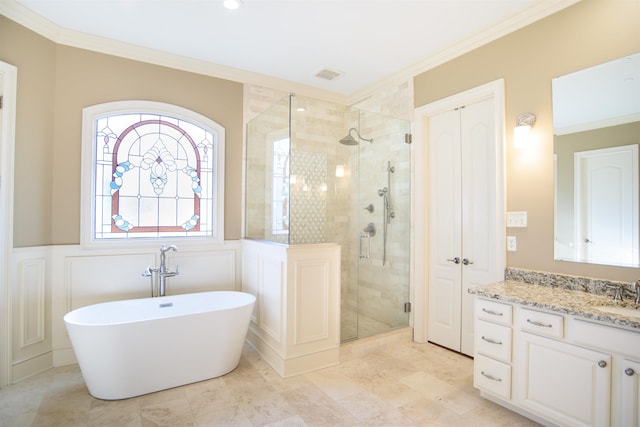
427 97 498 356
460 97 497 356
427 108 462 352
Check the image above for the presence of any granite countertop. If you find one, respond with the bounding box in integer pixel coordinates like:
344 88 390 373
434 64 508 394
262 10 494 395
469 280 640 331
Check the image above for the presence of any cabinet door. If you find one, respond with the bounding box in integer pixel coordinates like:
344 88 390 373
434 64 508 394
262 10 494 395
518 332 611 427
622 359 640 427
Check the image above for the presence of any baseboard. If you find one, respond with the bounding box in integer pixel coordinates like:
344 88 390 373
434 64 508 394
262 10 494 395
52 347 77 367
246 328 339 378
11 351 53 383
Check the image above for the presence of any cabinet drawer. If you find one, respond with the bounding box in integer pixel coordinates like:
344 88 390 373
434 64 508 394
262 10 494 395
475 320 512 363
570 318 640 357
518 308 563 339
474 354 511 400
476 298 513 326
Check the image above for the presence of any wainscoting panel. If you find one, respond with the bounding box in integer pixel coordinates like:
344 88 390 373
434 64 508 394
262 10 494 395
258 250 285 344
293 260 329 345
11 246 52 383
166 250 237 294
241 249 259 324
243 240 340 377
67 253 156 310
10 242 243 377
17 259 46 348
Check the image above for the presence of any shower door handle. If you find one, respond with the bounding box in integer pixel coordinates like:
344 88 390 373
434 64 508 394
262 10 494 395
359 233 371 259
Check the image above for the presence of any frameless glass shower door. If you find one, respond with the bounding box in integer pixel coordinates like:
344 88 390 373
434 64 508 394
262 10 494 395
340 111 411 341
245 95 411 342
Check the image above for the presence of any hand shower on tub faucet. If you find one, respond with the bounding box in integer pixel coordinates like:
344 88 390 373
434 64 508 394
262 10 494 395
160 244 178 271
142 245 179 297
158 245 179 296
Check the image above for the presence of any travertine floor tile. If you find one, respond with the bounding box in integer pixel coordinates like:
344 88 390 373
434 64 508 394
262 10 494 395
0 333 540 426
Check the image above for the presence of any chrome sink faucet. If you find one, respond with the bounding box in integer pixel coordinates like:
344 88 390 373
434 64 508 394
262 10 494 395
142 244 179 297
607 284 623 302
635 280 640 304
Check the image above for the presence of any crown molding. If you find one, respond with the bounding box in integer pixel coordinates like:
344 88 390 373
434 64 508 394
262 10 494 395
3 0 579 106
0 0 348 104
347 0 582 105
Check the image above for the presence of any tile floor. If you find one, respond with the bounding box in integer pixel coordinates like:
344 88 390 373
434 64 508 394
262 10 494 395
0 329 540 427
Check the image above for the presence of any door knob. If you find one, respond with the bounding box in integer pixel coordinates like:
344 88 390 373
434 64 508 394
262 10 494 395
462 258 474 265
447 257 461 264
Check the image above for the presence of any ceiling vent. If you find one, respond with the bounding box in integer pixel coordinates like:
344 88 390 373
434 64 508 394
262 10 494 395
314 68 342 81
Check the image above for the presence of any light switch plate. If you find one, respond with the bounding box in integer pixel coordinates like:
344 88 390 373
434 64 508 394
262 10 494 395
507 211 527 227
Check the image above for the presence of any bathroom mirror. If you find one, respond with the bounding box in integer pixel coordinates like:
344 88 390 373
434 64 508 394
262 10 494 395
553 52 640 267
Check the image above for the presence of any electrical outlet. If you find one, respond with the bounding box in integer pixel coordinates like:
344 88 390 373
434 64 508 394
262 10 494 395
507 236 517 251
507 211 527 227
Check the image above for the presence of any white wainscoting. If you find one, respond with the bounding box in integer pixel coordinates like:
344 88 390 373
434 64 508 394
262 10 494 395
242 239 341 378
12 247 51 383
10 241 242 382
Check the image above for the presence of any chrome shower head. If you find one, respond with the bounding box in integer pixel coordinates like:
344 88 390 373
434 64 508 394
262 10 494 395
339 133 359 146
339 128 373 145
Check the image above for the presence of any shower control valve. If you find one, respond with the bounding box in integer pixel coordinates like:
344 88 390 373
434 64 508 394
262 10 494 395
364 204 375 213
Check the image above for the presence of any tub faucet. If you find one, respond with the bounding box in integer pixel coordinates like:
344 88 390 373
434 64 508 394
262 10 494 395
158 245 179 297
142 245 179 297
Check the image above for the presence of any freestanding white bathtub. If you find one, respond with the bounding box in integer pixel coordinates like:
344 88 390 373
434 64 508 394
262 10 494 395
64 291 256 400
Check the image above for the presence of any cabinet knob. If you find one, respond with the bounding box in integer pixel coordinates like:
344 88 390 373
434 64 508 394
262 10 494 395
597 360 607 368
625 368 635 376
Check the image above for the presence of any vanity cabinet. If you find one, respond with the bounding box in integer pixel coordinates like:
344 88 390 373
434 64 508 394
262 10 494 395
621 359 640 426
516 331 611 426
473 299 513 400
474 296 640 427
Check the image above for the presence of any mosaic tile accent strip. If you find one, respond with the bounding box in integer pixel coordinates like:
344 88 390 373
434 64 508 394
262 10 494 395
290 151 327 244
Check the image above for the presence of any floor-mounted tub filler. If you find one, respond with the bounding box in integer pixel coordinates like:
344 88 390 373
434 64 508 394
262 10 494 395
64 291 256 400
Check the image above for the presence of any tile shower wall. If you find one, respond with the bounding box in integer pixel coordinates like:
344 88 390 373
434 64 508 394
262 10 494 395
289 96 349 245
245 82 412 340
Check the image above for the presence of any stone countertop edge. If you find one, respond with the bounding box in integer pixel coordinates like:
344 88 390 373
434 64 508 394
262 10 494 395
469 280 640 331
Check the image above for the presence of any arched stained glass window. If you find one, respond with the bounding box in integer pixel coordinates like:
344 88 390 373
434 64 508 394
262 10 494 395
81 101 224 245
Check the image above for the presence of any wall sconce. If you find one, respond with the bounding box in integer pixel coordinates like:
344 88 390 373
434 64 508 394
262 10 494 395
514 113 536 148
335 165 345 177
223 0 243 10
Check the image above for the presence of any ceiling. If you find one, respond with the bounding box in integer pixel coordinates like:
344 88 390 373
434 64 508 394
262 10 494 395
8 0 576 98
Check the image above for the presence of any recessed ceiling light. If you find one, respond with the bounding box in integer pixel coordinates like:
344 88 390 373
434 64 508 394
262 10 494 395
223 0 242 10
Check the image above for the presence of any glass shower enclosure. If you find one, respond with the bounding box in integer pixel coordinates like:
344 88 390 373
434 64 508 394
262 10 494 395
245 94 411 341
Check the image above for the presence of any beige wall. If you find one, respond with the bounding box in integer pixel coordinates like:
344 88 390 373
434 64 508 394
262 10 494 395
414 0 640 282
0 17 244 246
0 17 56 246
